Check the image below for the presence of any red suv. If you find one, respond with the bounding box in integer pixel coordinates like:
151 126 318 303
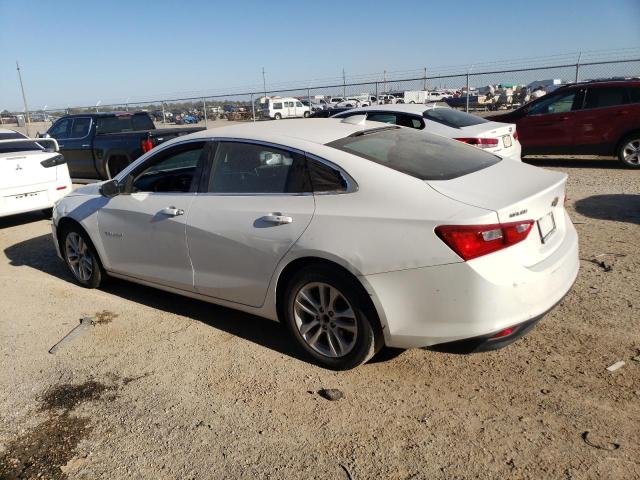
488 80 640 168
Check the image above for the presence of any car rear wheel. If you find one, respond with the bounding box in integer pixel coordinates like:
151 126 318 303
282 265 381 370
61 226 104 288
274 113 282 120
618 135 640 168
303 111 310 118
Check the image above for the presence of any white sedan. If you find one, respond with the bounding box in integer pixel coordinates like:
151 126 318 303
332 104 522 161
51 119 578 370
0 128 71 218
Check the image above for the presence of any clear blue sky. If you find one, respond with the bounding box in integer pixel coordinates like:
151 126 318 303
1 0 639 111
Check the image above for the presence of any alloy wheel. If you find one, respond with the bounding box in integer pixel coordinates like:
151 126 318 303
65 232 93 282
293 282 357 358
622 139 640 166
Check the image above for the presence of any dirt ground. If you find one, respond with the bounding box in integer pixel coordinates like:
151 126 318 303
0 156 639 480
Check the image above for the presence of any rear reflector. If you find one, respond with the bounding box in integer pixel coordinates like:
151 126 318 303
454 137 499 148
435 220 534 261
56 186 67 191
492 327 515 339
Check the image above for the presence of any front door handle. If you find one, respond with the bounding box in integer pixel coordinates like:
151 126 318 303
260 213 293 225
81 144 91 147
160 206 184 217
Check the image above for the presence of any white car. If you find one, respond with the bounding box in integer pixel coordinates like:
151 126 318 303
0 129 71 218
332 104 522 161
51 119 578 370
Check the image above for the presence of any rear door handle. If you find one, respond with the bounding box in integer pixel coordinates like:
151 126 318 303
260 213 293 225
160 206 184 217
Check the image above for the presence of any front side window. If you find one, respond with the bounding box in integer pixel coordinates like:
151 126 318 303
296 101 303 107
49 119 72 139
208 142 309 194
131 142 205 193
584 87 629 109
528 91 577 115
70 117 91 138
628 86 640 103
327 127 500 181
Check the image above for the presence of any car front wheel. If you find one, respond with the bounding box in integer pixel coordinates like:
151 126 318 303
282 265 381 370
61 226 104 288
618 134 640 168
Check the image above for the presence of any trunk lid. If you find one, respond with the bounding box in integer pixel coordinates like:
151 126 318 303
0 151 58 190
427 160 568 266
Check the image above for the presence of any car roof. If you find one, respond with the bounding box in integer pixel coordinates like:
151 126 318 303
557 79 640 91
171 118 388 146
333 103 446 115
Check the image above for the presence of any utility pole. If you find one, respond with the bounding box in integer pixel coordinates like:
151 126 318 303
383 69 387 94
423 67 427 91
262 67 267 99
342 68 346 98
16 61 31 136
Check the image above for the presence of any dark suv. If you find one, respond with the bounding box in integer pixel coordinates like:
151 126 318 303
488 80 640 168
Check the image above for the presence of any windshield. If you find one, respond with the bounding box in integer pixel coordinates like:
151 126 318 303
422 108 489 128
326 127 500 180
0 132 43 154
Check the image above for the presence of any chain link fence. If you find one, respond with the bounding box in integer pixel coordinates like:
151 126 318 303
2 55 639 133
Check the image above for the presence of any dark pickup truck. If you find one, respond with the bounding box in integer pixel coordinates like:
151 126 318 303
39 112 204 179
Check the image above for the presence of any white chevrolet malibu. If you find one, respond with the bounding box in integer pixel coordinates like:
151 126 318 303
0 129 71 218
51 119 579 369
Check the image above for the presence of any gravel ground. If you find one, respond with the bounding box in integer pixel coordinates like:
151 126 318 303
0 157 639 480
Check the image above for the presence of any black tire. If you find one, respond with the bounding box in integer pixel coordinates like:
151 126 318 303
107 156 129 179
282 265 382 370
41 208 53 218
274 113 282 120
616 133 640 168
60 224 105 288
303 111 310 118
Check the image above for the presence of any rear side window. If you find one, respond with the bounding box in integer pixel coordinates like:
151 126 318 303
307 159 347 192
327 127 500 181
422 109 488 128
209 142 310 194
273 103 283 110
0 132 43 153
584 87 629 109
367 113 397 124
628 86 640 103
97 114 154 134
70 117 91 138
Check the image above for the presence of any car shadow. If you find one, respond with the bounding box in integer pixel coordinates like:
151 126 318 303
3 233 401 366
523 157 621 169
574 194 640 225
0 211 49 229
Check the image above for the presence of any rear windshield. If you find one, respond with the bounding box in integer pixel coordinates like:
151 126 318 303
326 127 500 181
0 132 43 154
422 108 488 128
96 114 154 134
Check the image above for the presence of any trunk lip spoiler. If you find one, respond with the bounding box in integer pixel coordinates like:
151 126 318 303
0 137 59 152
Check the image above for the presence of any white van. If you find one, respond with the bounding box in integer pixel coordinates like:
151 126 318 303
261 97 310 120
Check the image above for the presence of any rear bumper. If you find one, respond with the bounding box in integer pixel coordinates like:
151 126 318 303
0 181 71 218
363 213 579 349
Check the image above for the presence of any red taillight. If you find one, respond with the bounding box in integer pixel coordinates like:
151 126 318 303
56 186 67 191
141 138 153 153
513 130 518 141
454 137 499 148
435 220 534 261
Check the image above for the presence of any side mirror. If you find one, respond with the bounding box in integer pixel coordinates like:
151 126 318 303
100 179 120 198
37 132 51 139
